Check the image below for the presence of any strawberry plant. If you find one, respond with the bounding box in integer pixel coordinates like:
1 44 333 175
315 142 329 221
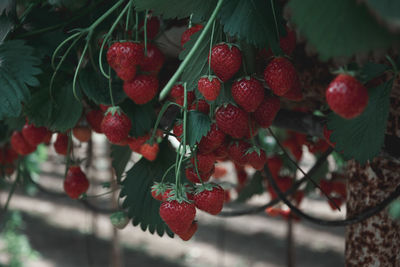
0 0 400 265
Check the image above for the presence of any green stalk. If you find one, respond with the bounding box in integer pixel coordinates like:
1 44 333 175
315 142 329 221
150 101 174 143
108 66 115 107
144 10 149 56
158 0 225 101
72 41 90 101
208 20 216 76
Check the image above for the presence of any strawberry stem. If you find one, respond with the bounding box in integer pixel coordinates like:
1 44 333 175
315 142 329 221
108 66 115 107
150 101 174 143
135 12 139 41
208 20 216 76
191 149 204 184
144 10 149 57
158 0 225 101
125 0 133 33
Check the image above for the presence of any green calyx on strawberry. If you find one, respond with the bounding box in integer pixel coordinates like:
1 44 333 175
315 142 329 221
110 211 130 229
101 106 132 144
245 146 267 170
151 182 172 201
193 183 225 215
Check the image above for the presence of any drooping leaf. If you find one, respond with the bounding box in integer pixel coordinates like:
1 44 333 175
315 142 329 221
236 171 264 202
179 26 222 90
120 100 156 137
0 11 13 42
219 0 282 51
364 0 400 25
120 141 175 237
358 62 390 83
186 110 211 147
327 81 392 163
111 145 132 183
288 0 400 60
133 0 216 20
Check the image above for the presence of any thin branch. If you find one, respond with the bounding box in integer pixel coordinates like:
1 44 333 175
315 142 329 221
264 163 400 226
219 148 333 217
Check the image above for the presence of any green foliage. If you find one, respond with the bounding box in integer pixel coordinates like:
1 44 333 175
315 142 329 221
133 0 216 20
365 0 400 22
358 62 390 83
78 69 126 106
219 0 282 51
304 160 329 193
179 26 222 90
236 171 264 202
0 12 13 42
120 100 156 137
186 110 211 147
111 145 132 183
120 141 175 237
288 0 400 60
327 81 392 164
0 40 41 120
389 199 400 220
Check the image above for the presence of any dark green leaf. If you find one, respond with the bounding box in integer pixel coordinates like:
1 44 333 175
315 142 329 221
219 0 282 50
111 145 132 183
327 81 392 163
120 100 156 137
186 110 211 147
0 12 13 42
133 0 216 20
304 160 329 193
236 171 264 202
24 88 53 127
358 62 390 83
365 0 400 23
288 0 400 60
120 141 175 237
78 69 126 105
179 26 222 90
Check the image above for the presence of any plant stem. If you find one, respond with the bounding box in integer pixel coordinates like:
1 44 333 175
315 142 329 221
208 20 216 76
144 10 149 56
158 0 225 101
108 66 115 107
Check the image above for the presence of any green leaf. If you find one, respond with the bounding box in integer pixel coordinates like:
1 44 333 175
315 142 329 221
365 0 400 24
389 199 400 220
78 69 126 105
179 26 222 90
0 40 41 119
120 141 175 237
111 145 132 183
133 0 216 20
304 160 329 193
236 171 264 202
0 12 13 42
358 62 390 83
288 0 400 60
327 81 392 163
219 0 282 50
186 110 211 147
120 100 156 137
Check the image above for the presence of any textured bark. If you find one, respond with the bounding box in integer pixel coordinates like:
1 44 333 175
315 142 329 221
345 159 400 266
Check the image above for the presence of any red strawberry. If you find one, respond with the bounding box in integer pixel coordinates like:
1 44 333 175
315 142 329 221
245 116 259 139
128 134 150 153
283 137 303 161
227 141 251 166
99 104 110 112
194 183 225 215
267 156 282 179
246 149 267 170
189 99 210 114
86 109 104 133
169 84 195 106
236 166 248 189
254 95 280 128
260 27 297 58
10 131 36 155
213 141 229 160
173 123 183 142
54 133 69 155
282 79 303 101
139 43 165 73
198 123 226 154
22 122 48 146
107 42 144 81
328 197 344 211
197 76 221 101
101 108 132 144
212 166 227 179
0 145 18 164
140 16 160 40
325 74 368 119
181 24 203 47
72 126 92 142
209 43 242 82
140 143 159 161
320 180 333 196
151 183 171 201
43 131 53 144
215 104 249 139
263 57 299 96
185 166 214 184
231 77 265 112
64 166 89 199
159 200 196 235
123 74 159 105
191 153 216 173
268 176 293 200
178 221 198 241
